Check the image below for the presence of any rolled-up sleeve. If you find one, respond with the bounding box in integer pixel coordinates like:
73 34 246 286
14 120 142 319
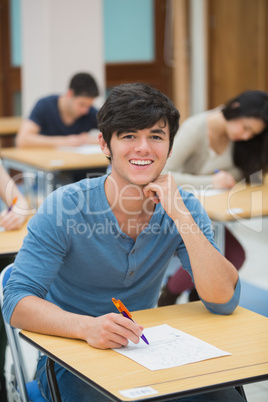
176 190 241 316
200 277 241 315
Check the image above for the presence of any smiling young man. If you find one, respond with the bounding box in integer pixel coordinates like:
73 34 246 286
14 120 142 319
16 72 100 147
3 83 244 401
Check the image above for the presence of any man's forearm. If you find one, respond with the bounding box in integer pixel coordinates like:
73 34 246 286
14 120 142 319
16 131 69 147
173 212 238 303
10 295 143 350
10 295 86 339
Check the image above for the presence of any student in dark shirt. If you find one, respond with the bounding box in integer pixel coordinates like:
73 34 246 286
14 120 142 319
16 72 100 148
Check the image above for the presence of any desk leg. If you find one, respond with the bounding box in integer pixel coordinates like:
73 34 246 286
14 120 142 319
38 171 55 198
45 357 62 402
212 221 225 254
235 385 247 401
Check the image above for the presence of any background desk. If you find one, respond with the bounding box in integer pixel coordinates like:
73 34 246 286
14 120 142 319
0 117 22 147
1 146 109 172
0 218 29 257
20 302 268 402
198 184 268 251
1 147 109 199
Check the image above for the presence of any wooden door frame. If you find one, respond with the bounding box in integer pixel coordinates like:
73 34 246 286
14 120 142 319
207 0 268 109
0 0 21 116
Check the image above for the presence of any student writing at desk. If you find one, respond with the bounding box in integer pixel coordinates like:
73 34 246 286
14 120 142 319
16 72 100 148
0 162 29 230
3 83 245 401
0 162 29 402
159 90 268 306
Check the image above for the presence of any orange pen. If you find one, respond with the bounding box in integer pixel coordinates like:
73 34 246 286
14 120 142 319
112 298 149 345
7 197 18 213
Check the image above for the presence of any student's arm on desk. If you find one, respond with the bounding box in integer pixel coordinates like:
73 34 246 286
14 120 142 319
144 174 240 315
2 193 142 350
0 165 29 230
212 170 236 189
10 296 143 350
16 119 99 147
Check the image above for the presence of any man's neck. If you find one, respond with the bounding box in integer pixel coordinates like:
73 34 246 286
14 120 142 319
58 95 76 125
105 175 155 216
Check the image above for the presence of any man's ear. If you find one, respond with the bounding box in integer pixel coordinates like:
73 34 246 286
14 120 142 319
168 147 173 158
98 133 111 156
66 89 74 98
231 101 240 109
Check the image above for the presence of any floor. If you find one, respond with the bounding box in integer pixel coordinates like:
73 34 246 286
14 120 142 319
4 217 268 401
227 217 268 401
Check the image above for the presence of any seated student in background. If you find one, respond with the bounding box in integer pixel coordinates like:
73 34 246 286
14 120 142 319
0 162 29 230
158 90 268 307
3 83 245 402
0 162 29 402
16 72 100 148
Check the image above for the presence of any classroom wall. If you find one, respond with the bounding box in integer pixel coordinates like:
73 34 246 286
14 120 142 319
189 0 207 115
21 0 105 116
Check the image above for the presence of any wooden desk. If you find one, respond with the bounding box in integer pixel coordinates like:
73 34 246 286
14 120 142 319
0 147 109 172
20 302 268 402
0 218 29 257
0 116 22 135
0 117 22 147
0 147 109 195
199 184 268 221
198 183 268 251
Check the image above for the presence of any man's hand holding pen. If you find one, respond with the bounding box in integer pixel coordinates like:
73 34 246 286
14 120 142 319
80 312 144 350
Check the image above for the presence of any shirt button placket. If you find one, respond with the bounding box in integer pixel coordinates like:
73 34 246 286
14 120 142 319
125 248 136 285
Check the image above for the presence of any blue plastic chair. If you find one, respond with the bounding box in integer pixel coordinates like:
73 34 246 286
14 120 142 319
0 264 46 402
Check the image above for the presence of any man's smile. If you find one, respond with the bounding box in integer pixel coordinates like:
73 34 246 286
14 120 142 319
129 159 153 166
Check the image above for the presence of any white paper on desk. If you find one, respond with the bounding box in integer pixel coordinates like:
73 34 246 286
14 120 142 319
113 324 231 371
195 189 227 197
57 145 102 155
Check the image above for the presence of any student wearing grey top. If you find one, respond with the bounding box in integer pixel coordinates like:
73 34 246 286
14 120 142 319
159 90 268 307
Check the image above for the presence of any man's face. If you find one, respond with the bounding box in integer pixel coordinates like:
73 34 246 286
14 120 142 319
102 121 171 187
69 92 95 118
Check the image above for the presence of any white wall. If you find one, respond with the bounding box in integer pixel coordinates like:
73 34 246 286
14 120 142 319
21 0 104 116
189 0 207 115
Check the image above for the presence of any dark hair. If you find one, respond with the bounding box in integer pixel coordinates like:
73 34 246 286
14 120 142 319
69 72 99 98
222 90 268 180
97 83 180 155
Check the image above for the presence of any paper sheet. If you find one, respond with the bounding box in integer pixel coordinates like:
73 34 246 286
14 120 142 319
195 189 227 197
113 324 231 371
57 145 102 155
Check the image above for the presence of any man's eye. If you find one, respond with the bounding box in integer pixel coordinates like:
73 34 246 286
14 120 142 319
151 135 162 140
123 134 135 139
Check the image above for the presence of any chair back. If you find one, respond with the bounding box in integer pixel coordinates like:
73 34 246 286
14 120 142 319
0 264 45 402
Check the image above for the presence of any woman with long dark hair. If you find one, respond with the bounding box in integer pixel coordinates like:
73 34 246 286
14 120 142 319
159 90 268 306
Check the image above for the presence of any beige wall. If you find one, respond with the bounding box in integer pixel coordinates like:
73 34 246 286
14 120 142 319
21 0 105 116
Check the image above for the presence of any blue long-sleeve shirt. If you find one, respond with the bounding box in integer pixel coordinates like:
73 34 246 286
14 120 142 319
3 175 240 323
